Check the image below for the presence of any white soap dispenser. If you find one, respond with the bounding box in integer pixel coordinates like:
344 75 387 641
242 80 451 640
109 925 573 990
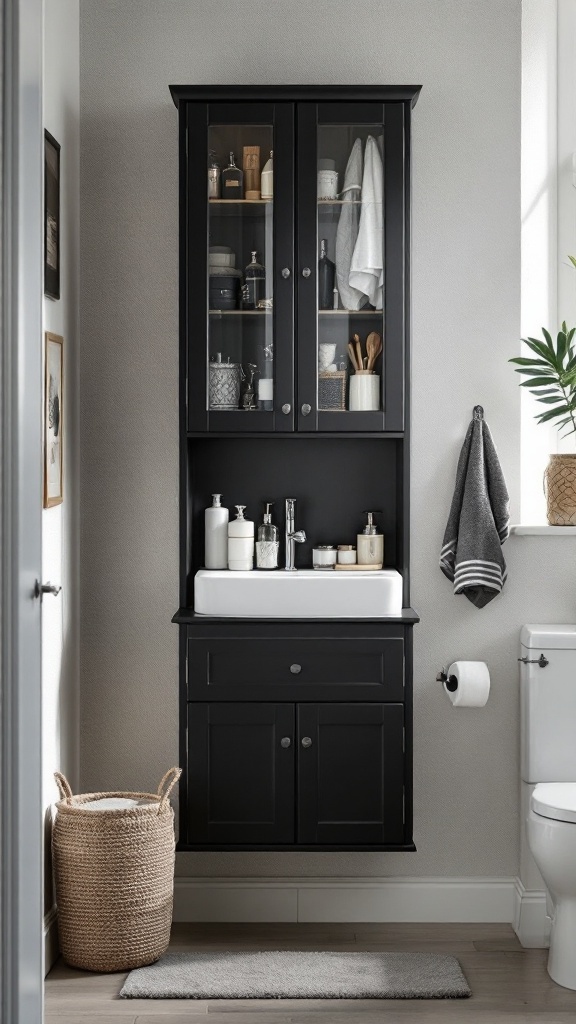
228 505 254 571
204 493 229 569
357 511 384 566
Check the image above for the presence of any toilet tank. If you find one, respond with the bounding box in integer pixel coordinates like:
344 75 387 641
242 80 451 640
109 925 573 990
521 624 576 783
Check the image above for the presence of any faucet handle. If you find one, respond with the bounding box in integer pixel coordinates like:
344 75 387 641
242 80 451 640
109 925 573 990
290 530 306 543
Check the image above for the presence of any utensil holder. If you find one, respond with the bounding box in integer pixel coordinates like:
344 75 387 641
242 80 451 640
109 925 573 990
349 372 380 411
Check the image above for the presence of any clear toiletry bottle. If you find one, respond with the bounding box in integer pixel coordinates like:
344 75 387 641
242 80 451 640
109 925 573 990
255 503 279 570
357 511 384 566
204 493 228 569
243 251 266 309
221 152 243 200
227 505 254 571
261 151 273 199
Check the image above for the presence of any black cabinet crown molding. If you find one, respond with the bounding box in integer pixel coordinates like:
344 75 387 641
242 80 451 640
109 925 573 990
170 84 422 107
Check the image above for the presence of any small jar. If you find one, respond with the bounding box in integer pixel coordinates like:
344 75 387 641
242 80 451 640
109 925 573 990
313 545 337 569
337 545 356 565
317 169 339 200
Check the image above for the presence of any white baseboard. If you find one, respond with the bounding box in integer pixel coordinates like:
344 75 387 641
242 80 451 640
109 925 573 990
513 877 551 948
44 905 59 974
173 876 517 924
41 877 551 947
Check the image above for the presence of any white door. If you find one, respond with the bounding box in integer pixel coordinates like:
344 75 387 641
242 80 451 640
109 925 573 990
1 0 44 1021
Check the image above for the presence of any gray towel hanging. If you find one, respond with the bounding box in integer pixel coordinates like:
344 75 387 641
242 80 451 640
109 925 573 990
440 406 510 608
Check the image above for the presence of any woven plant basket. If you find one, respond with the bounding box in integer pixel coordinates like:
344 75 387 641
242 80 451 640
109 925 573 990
544 454 576 526
52 767 181 973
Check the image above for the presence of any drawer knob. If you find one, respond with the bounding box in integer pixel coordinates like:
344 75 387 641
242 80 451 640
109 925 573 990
280 737 291 749
301 736 312 748
290 663 302 674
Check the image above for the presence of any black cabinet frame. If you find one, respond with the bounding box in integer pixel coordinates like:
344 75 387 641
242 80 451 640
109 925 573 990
171 85 420 853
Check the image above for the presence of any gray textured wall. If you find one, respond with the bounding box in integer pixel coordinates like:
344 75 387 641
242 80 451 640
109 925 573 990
80 0 573 880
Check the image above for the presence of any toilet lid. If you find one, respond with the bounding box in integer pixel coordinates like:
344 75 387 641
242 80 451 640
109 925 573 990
532 783 576 824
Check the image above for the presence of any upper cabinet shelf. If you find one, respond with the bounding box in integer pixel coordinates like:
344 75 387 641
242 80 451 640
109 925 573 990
172 89 417 434
209 198 272 203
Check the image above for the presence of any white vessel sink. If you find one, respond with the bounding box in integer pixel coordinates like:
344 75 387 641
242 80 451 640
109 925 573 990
194 568 403 618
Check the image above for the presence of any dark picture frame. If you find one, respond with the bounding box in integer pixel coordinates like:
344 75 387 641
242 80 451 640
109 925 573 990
44 130 60 300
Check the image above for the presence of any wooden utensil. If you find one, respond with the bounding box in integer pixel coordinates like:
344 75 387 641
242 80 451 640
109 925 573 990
366 332 382 372
334 562 383 571
354 333 363 371
348 341 359 371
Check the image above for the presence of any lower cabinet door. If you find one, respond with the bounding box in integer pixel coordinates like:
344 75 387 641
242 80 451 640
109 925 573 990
297 703 405 846
188 703 295 845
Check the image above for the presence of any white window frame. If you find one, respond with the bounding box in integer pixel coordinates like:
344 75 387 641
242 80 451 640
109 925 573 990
521 0 576 525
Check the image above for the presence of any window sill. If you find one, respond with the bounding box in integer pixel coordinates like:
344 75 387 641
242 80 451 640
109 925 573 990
510 525 576 536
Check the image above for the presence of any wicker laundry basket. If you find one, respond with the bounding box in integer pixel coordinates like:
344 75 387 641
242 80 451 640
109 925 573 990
52 767 181 972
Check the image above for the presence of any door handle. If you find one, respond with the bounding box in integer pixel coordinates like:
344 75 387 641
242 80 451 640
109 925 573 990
301 736 312 748
280 737 292 748
302 267 311 278
33 580 62 599
281 267 291 279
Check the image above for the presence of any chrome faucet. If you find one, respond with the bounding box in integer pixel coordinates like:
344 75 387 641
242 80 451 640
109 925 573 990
285 498 306 571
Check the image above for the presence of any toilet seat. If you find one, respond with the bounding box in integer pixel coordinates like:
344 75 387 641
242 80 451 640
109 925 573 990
532 783 576 824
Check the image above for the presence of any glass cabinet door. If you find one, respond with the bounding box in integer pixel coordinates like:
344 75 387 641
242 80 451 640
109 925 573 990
186 103 294 432
297 103 406 432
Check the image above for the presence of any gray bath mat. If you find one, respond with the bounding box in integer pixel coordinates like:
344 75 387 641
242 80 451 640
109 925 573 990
120 950 471 999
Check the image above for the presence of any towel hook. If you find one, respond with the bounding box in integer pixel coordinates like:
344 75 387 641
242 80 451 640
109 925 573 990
473 405 484 420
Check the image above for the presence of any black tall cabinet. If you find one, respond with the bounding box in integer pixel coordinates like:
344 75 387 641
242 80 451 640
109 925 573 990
171 85 420 852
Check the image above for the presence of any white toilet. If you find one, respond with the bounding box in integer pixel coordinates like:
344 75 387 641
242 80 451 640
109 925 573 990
521 624 576 990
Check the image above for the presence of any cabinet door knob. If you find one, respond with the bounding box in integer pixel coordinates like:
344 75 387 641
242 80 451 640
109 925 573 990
282 403 291 415
301 736 312 748
281 267 291 279
280 737 292 748
302 267 311 278
290 663 301 674
301 403 311 416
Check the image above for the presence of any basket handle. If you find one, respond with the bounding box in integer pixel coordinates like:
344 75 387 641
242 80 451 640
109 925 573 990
54 772 73 801
157 767 182 810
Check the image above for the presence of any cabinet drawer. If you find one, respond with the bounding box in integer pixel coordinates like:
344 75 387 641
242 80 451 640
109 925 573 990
187 638 404 702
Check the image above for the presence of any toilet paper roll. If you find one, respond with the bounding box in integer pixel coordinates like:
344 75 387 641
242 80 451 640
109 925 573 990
444 661 490 707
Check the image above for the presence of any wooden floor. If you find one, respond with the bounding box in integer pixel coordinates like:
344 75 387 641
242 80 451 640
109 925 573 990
45 922 576 1023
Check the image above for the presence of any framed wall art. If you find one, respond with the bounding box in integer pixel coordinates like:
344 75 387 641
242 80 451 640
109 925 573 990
44 332 63 508
44 130 60 300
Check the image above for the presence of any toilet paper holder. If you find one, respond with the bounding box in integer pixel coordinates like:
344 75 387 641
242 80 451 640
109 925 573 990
436 668 458 692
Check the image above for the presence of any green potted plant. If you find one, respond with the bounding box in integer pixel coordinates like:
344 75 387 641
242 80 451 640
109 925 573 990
510 321 576 525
